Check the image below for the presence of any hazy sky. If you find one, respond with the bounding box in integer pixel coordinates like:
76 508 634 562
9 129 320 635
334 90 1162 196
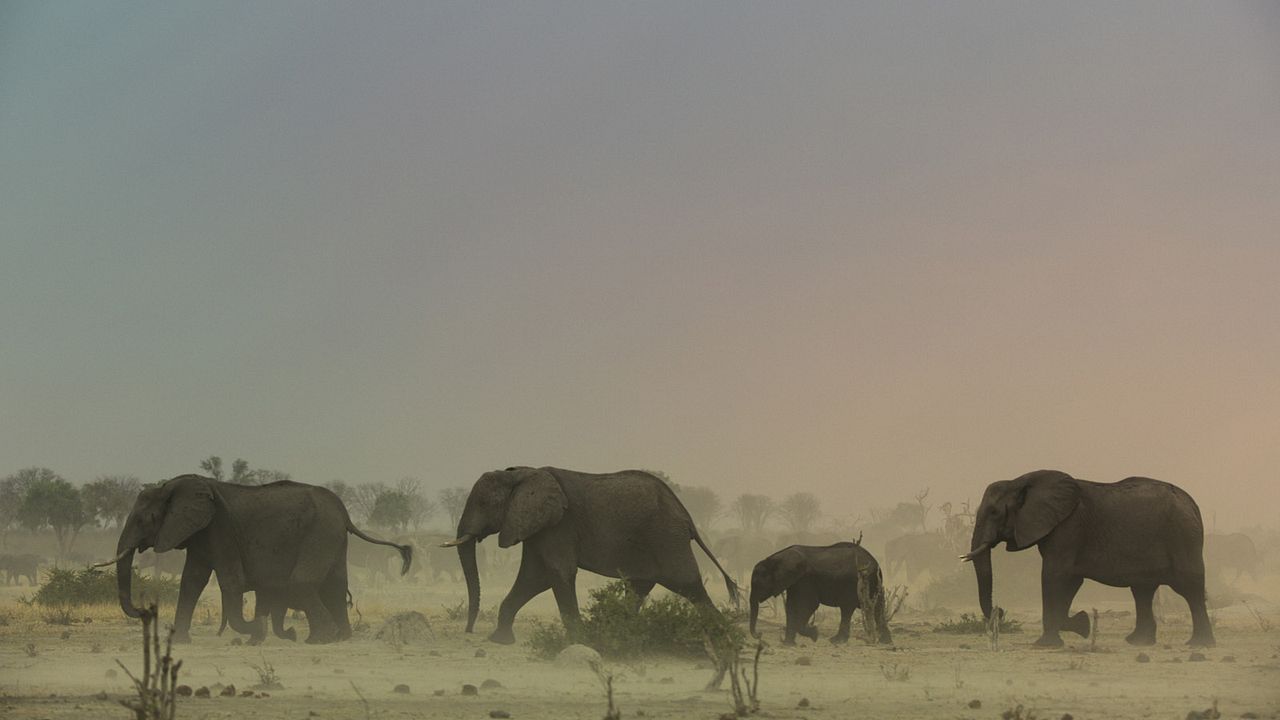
2 2 1277 527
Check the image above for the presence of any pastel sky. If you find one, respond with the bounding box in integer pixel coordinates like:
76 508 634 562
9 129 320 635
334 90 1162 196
2 2 1277 527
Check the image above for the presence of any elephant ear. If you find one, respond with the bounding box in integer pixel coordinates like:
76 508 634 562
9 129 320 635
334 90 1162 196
1012 471 1080 550
155 478 215 552
498 470 567 548
768 548 810 593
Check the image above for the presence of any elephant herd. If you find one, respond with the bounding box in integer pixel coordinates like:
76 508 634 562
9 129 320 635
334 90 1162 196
101 467 1219 649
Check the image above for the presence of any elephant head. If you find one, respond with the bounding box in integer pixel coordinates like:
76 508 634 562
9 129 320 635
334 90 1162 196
110 475 215 618
748 548 807 637
443 467 568 633
963 469 1080 619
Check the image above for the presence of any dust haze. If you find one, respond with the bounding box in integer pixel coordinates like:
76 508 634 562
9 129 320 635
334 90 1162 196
2 2 1278 719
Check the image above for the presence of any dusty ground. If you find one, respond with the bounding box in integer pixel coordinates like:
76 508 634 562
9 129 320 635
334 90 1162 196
2 577 1279 720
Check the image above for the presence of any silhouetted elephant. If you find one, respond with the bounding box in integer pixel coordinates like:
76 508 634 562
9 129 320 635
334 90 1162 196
102 474 411 643
963 470 1214 647
883 532 955 585
0 553 39 585
444 466 738 644
749 542 892 645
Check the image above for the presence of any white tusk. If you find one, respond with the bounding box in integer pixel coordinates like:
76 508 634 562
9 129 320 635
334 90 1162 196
439 534 474 548
90 548 133 569
959 543 991 563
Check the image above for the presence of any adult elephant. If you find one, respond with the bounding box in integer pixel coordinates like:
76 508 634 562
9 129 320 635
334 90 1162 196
100 474 411 643
1203 532 1258 583
0 553 40 586
443 466 738 644
962 470 1214 648
749 542 892 645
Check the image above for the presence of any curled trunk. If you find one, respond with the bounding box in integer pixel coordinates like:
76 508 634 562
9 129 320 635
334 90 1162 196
458 540 480 633
115 548 141 618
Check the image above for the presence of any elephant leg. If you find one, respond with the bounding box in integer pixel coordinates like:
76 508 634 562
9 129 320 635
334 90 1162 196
782 592 801 645
172 558 212 644
322 567 351 640
1170 576 1215 647
491 557 553 645
299 587 339 644
550 569 581 637
1126 584 1158 645
271 599 296 641
833 604 854 644
1034 572 1082 648
796 595 820 642
627 579 656 611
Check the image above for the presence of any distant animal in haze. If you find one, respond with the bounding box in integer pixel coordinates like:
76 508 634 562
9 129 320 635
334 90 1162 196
749 541 892 645
0 553 40 586
1203 532 1258 583
104 474 411 644
963 470 1214 648
711 533 778 585
883 532 956 585
444 466 738 644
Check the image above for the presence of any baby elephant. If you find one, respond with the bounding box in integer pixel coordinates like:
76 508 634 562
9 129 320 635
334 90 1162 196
749 542 892 645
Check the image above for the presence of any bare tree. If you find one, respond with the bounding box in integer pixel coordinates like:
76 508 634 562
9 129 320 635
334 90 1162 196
779 492 821 533
676 485 722 532
348 482 387 525
731 494 774 534
246 468 291 485
395 477 437 531
913 488 931 533
198 456 224 481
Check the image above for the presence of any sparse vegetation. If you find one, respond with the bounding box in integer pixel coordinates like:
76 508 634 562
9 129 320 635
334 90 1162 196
249 652 283 690
933 613 1022 635
527 580 744 660
33 567 178 608
117 604 182 720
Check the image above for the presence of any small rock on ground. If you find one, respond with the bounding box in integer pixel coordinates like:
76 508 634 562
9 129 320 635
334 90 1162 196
481 679 503 690
489 711 510 719
462 684 479 696
393 684 410 694
796 656 812 666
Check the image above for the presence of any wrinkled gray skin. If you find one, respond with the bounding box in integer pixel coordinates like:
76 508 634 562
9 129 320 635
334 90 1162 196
965 470 1214 648
749 542 892 645
113 474 411 644
450 467 739 644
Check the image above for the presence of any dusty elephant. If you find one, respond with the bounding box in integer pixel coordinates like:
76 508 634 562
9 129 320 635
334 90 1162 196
749 541 892 645
444 466 739 644
101 474 411 643
963 469 1214 648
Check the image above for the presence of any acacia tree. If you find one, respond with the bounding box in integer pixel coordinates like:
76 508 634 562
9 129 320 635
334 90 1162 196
369 489 412 533
731 494 774 534
439 487 470 529
779 492 821 534
16 469 89 559
81 475 141 528
198 456 254 483
0 469 43 547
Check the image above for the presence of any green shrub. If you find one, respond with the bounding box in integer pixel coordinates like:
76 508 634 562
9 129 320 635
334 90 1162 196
932 612 1022 634
33 567 180 607
527 580 744 660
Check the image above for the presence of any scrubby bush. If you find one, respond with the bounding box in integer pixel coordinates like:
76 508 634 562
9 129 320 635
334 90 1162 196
528 580 744 660
933 612 1022 634
33 567 179 607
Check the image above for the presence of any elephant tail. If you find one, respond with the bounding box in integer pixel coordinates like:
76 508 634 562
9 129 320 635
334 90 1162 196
346 522 414 576
693 533 740 607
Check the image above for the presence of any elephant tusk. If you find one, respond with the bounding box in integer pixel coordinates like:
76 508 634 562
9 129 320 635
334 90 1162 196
439 534 475 548
959 542 991 563
91 548 134 569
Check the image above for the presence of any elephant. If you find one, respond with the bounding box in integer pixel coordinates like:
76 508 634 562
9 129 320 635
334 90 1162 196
1203 532 1258 584
444 466 739 644
749 541 892 645
962 469 1214 648
135 550 185 579
101 474 412 643
883 532 957 585
0 553 40 585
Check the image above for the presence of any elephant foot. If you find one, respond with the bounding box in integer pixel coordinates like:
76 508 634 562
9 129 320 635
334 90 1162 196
799 625 819 641
1066 611 1091 638
781 637 797 647
172 632 192 645
1032 633 1064 648
487 627 516 645
1125 629 1156 646
829 634 849 645
280 628 298 642
1187 633 1216 648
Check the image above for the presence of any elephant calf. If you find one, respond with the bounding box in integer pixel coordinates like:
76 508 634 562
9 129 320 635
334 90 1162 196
749 542 892 645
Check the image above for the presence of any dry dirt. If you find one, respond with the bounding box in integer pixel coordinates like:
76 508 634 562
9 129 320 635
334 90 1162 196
2 577 1278 720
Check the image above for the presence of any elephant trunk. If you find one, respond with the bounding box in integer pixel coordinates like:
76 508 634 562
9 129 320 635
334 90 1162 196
973 546 994 620
458 539 480 633
115 548 141 619
219 586 261 637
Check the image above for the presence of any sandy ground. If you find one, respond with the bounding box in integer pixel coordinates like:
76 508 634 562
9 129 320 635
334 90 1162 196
2 577 1279 720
